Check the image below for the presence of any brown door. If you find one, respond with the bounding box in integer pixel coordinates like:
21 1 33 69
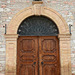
17 36 39 75
39 36 60 75
17 36 60 75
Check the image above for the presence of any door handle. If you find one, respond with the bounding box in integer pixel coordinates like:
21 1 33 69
41 62 44 65
33 62 36 65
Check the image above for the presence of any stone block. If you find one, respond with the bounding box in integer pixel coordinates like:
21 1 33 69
0 8 3 12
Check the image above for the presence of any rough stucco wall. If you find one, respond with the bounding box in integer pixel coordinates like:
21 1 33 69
0 0 75 75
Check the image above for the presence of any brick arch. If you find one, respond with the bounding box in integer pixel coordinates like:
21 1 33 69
7 5 70 34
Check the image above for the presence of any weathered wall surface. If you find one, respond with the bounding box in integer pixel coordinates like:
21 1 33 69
0 0 75 75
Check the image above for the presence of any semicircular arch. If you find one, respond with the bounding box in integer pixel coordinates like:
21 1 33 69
7 5 69 34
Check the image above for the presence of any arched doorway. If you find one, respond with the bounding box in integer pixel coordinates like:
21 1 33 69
17 16 60 75
5 4 72 75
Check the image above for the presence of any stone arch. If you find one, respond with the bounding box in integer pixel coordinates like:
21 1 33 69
5 4 72 75
7 5 69 35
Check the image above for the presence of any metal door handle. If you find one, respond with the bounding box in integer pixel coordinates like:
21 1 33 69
41 62 44 65
33 62 36 65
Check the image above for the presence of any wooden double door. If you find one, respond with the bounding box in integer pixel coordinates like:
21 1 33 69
17 36 60 75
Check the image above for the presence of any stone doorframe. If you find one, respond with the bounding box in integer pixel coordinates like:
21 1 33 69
5 4 72 75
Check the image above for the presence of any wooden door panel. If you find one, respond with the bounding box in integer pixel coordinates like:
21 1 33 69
20 65 35 75
17 36 38 75
21 39 35 53
42 65 57 75
39 36 60 75
17 36 60 75
42 39 56 53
